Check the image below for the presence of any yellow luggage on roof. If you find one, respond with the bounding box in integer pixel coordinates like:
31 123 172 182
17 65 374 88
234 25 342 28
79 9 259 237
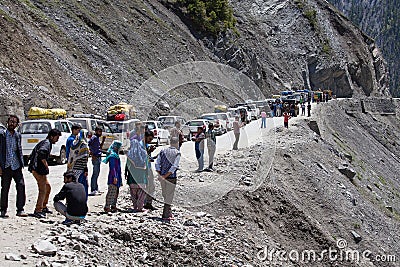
28 107 67 119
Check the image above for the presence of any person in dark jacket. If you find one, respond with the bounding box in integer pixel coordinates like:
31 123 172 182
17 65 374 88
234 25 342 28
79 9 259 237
0 115 27 218
30 128 61 218
54 171 88 225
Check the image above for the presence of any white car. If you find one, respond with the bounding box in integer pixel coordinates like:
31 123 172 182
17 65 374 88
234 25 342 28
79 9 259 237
215 112 234 131
144 121 170 146
186 119 209 140
0 123 6 131
198 113 227 135
108 119 139 152
19 119 73 164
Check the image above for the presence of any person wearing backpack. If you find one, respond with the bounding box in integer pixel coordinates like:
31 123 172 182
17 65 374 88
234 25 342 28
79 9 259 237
29 128 62 218
0 115 27 218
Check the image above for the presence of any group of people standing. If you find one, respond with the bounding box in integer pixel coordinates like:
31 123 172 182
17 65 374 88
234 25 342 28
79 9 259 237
0 111 250 223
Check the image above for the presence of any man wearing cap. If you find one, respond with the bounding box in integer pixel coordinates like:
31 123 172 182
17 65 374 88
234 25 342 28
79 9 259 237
66 124 82 160
53 171 88 225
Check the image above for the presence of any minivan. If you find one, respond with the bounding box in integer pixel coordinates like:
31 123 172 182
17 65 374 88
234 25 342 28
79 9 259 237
108 119 139 151
19 119 73 164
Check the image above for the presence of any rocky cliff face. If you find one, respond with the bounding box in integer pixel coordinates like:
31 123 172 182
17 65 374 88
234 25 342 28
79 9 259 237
0 0 391 122
327 0 400 97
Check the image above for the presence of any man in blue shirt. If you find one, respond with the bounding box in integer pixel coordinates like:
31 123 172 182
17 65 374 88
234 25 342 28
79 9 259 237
88 127 105 195
0 115 27 217
66 124 82 160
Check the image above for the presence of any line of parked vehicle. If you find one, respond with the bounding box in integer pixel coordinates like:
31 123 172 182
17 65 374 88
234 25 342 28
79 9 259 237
14 99 272 166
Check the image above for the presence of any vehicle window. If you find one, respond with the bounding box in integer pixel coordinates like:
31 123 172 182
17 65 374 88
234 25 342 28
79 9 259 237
188 121 204 127
146 122 156 130
109 122 123 133
201 114 217 120
20 122 51 134
91 120 97 130
156 122 162 129
102 123 113 133
159 117 174 124
61 122 70 133
70 119 88 129
54 122 62 132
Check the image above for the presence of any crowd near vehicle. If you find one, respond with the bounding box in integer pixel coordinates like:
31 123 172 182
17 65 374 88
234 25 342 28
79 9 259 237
14 90 333 162
186 119 209 140
68 114 116 150
157 116 190 138
19 119 73 165
108 119 139 151
144 120 170 146
198 113 226 135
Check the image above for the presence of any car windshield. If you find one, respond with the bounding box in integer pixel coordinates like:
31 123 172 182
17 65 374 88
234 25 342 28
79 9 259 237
69 119 88 129
108 122 125 133
146 122 156 130
158 117 174 125
201 114 217 120
188 121 204 126
217 114 227 120
20 122 51 134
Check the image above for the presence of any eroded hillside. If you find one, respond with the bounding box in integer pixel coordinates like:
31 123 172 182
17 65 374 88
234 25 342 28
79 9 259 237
0 0 391 123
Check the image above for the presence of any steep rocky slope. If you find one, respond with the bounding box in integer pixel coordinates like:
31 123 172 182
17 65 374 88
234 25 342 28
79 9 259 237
328 0 400 97
2 100 398 267
0 0 390 123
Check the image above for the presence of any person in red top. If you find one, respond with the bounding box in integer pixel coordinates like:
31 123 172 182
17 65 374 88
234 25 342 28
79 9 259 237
283 112 291 128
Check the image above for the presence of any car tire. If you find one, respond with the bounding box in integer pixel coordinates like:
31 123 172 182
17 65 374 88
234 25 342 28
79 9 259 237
56 147 67 165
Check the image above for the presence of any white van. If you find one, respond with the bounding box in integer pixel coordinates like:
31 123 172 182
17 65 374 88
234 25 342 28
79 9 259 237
19 119 73 164
108 119 139 151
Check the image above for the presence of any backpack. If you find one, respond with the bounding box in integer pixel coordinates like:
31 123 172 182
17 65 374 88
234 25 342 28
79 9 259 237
28 140 46 173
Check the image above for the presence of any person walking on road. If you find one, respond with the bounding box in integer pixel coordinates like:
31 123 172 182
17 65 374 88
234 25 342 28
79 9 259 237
66 124 82 160
307 102 312 117
29 128 62 218
283 112 291 128
205 123 216 171
192 126 205 172
103 140 123 213
155 137 181 221
0 115 27 218
88 127 105 196
53 171 88 225
301 103 306 116
232 116 242 150
260 110 267 128
125 124 148 212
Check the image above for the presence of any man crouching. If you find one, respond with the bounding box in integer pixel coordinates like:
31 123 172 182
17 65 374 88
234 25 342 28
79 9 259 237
53 171 88 225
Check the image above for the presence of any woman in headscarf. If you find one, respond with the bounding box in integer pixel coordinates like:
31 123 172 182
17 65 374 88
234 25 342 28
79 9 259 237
125 122 148 212
103 140 123 212
66 130 89 199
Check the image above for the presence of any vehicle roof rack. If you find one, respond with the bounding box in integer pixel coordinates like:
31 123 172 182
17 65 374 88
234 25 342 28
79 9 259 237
71 114 103 119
